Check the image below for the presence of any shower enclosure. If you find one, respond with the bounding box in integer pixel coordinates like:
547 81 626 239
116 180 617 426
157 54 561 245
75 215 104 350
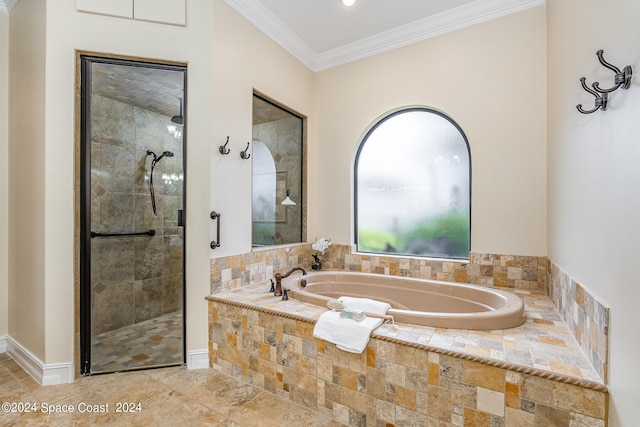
79 55 186 374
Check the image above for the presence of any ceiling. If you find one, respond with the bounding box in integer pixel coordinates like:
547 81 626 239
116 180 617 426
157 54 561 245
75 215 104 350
224 0 544 71
1 0 544 113
2 0 544 70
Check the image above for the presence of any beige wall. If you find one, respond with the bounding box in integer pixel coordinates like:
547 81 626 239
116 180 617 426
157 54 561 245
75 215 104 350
7 2 639 424
0 11 8 338
314 7 547 256
6 0 316 368
7 0 215 365
547 0 640 425
210 0 315 256
8 0 47 359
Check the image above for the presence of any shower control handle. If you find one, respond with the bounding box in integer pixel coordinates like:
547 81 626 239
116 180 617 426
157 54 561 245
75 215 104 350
210 211 221 249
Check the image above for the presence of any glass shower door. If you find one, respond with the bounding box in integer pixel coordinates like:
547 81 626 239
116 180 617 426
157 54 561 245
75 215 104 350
80 56 186 374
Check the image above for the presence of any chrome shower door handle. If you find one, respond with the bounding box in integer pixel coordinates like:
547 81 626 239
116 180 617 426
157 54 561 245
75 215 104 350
210 211 221 249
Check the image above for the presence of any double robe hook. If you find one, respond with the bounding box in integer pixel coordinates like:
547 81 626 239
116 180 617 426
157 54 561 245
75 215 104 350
219 136 231 155
577 77 608 114
240 142 251 159
218 137 251 159
577 50 633 114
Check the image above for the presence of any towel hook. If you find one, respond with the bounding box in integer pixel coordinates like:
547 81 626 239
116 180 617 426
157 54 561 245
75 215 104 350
592 50 633 93
577 77 608 114
240 142 251 159
219 136 231 155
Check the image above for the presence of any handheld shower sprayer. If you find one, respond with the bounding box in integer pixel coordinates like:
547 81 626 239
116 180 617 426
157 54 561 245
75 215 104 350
147 150 174 166
146 150 175 216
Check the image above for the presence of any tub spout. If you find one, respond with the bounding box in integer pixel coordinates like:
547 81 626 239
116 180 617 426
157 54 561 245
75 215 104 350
274 267 307 297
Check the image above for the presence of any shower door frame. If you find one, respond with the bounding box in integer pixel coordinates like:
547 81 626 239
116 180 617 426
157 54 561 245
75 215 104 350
78 53 187 376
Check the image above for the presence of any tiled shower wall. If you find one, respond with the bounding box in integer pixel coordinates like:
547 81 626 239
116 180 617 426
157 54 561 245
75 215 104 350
210 244 546 295
90 95 183 335
547 262 609 383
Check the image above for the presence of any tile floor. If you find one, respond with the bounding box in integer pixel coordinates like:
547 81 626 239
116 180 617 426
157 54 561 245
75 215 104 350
91 311 183 373
0 353 343 426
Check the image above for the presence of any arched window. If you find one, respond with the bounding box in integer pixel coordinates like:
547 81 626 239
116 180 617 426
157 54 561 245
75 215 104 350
354 107 471 259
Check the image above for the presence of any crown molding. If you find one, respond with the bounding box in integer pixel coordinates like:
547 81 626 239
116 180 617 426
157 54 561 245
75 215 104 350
315 0 545 71
223 0 317 71
225 0 545 72
0 0 20 13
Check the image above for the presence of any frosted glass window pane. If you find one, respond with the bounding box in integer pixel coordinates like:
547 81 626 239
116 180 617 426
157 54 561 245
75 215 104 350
355 108 470 259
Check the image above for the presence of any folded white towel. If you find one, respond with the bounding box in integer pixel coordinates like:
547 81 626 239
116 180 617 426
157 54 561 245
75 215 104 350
338 296 391 315
313 297 391 353
313 311 383 354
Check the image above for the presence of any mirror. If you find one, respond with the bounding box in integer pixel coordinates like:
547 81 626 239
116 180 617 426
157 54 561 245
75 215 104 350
252 93 304 246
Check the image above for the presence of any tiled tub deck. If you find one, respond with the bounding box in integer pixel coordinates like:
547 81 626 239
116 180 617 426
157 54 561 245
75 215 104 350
206 284 607 427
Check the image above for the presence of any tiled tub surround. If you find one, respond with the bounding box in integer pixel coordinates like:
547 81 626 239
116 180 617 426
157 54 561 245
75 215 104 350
547 262 609 383
207 286 607 426
91 94 184 334
210 244 547 295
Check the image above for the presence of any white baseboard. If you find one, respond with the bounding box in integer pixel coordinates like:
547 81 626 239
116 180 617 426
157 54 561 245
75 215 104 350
2 337 207 381
6 336 73 385
187 349 209 369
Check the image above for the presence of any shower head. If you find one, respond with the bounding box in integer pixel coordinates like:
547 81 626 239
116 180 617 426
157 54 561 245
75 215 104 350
147 150 174 163
155 150 174 163
171 98 184 125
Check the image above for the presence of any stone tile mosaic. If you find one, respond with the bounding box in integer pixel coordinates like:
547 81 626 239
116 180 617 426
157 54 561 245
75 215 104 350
207 283 607 426
207 284 602 384
91 311 183 373
210 245 547 296
209 248 611 405
547 262 609 383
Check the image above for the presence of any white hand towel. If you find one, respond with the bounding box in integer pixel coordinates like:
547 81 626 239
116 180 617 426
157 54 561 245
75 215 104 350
313 311 383 354
338 296 391 315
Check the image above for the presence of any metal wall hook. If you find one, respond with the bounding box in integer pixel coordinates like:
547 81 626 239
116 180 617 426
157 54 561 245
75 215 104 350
240 142 251 159
219 136 231 155
592 50 633 93
577 77 609 114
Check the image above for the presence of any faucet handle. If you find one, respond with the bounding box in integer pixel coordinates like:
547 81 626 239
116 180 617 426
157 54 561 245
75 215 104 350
282 289 289 301
269 279 275 293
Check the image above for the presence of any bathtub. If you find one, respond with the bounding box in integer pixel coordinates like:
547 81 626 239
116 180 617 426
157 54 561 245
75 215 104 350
285 271 525 330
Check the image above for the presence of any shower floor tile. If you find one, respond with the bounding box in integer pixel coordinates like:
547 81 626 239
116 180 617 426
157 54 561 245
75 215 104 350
91 311 183 373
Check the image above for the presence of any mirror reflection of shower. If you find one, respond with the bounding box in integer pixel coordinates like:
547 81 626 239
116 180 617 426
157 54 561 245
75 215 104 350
167 98 184 140
146 150 174 216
